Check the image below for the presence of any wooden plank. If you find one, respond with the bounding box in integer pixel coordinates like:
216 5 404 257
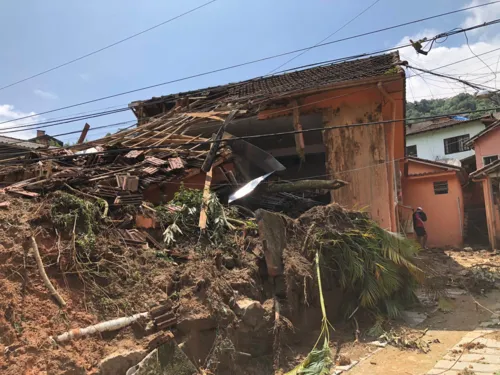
77 123 91 144
198 167 213 230
201 110 237 172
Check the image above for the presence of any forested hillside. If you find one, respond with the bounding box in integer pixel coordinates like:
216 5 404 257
406 93 497 122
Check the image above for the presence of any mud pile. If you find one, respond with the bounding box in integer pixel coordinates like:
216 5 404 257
0 191 422 375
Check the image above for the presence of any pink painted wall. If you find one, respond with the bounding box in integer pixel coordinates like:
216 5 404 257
403 162 464 248
474 126 500 169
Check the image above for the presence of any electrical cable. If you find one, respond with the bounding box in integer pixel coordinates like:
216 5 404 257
3 106 500 165
3 16 498 137
0 108 130 134
1 0 498 126
0 0 218 91
268 0 382 73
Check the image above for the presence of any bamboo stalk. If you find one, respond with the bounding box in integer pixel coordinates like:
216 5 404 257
30 236 66 307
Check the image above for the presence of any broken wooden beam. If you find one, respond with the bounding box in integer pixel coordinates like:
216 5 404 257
198 167 213 230
292 100 305 162
77 123 91 144
265 179 347 194
201 110 237 173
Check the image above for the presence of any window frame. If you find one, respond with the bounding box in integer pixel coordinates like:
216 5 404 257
483 155 499 166
433 181 449 195
443 134 471 155
406 144 418 157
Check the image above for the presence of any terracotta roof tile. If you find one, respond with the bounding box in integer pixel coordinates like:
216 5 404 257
132 52 402 107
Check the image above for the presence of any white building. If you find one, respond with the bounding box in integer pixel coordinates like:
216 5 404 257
406 115 496 162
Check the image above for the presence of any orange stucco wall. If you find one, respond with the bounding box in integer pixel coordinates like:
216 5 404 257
259 77 405 231
403 162 464 248
474 126 500 169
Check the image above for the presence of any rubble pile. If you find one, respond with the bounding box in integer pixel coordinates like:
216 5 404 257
0 111 422 374
0 184 423 375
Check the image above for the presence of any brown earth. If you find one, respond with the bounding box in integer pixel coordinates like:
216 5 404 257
1 193 499 375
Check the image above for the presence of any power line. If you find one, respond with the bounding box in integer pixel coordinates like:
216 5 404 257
0 121 136 157
0 108 130 135
3 107 500 165
0 1 218 91
268 0 382 73
0 35 495 142
1 16 497 139
2 0 498 126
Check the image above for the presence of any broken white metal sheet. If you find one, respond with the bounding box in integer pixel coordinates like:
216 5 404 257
76 146 104 155
228 172 274 204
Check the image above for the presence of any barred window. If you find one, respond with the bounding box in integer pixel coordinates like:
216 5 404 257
443 135 470 155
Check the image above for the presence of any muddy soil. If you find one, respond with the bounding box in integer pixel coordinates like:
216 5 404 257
1 193 499 375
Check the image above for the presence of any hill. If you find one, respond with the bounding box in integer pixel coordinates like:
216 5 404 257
406 93 497 123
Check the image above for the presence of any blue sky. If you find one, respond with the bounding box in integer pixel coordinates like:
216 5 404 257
1 0 499 142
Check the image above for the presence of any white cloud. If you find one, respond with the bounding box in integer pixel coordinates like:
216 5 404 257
0 104 40 139
396 4 500 102
462 0 500 35
34 89 58 100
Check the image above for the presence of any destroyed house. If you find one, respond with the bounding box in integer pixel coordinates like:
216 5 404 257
128 52 407 231
0 135 46 160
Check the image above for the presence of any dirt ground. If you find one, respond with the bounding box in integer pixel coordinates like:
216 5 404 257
1 193 500 375
333 248 500 375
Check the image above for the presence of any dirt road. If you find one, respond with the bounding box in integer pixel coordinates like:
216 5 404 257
345 249 500 375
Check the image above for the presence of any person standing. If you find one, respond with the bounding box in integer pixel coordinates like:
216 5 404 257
412 207 428 249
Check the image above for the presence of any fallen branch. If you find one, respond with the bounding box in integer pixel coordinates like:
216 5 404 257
30 236 66 307
51 312 149 343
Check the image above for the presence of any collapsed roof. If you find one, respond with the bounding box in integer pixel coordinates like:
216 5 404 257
129 52 403 119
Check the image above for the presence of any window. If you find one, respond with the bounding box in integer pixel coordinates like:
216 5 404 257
443 134 470 155
406 145 417 157
433 181 448 195
484 155 499 166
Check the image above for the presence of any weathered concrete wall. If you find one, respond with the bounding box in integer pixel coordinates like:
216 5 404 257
257 79 405 231
322 102 392 229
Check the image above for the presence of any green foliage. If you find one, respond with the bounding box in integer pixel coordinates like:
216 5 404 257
406 93 496 123
309 214 422 318
51 191 101 235
156 184 236 247
51 191 101 252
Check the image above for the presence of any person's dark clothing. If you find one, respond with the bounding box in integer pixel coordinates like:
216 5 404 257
412 211 427 237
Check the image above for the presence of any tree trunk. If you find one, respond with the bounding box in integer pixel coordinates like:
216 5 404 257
265 179 347 194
